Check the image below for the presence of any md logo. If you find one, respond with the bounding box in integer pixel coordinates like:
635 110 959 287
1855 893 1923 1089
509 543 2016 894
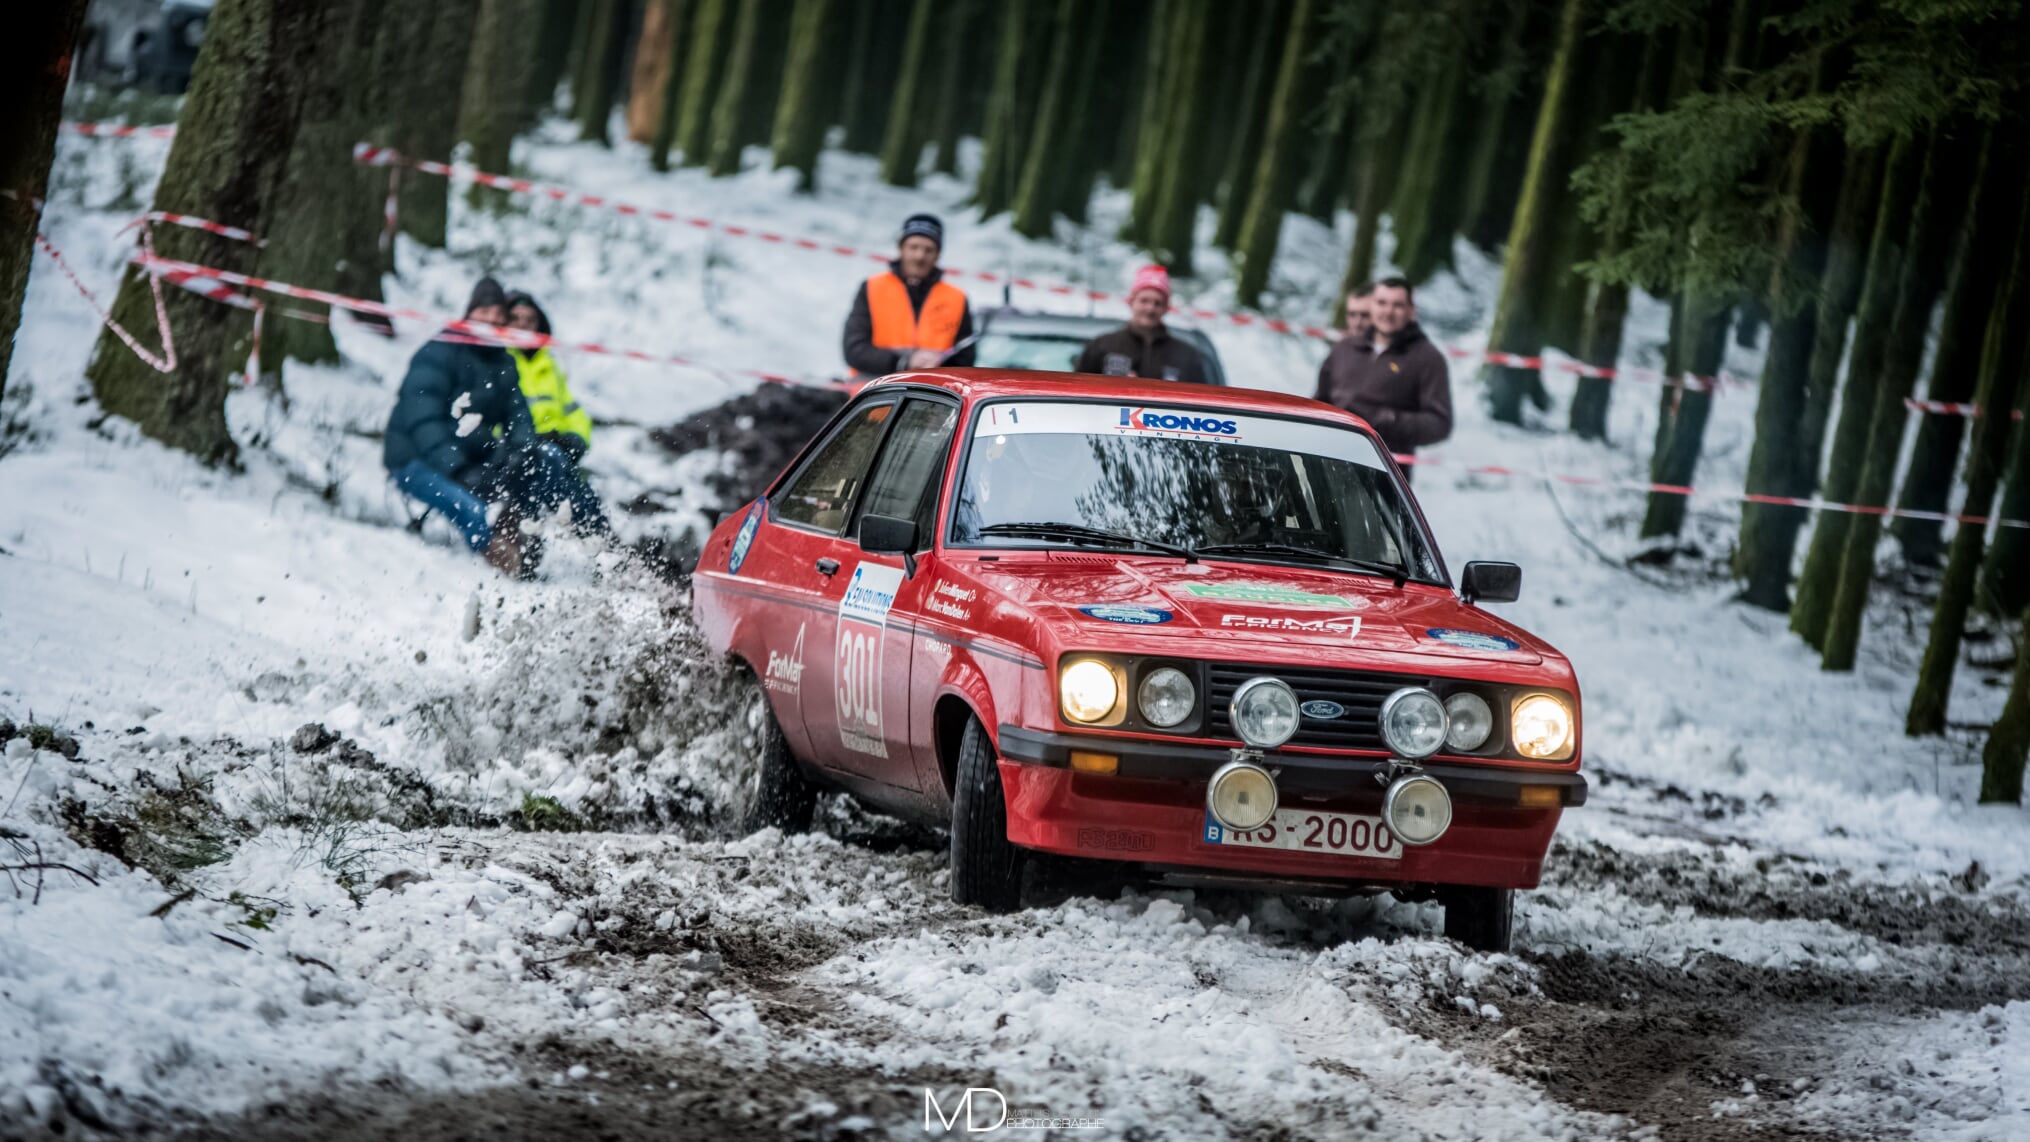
923 1087 1007 1133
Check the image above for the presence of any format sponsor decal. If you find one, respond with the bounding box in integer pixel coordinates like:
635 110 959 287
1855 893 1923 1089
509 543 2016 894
925 580 976 621
1117 406 1239 437
1220 613 1363 639
1077 604 1173 625
727 502 762 574
1185 582 1367 609
765 622 805 696
836 563 906 758
1300 700 1346 720
1425 627 1520 652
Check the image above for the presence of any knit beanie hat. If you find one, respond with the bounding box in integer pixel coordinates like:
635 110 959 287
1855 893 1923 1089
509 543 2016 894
466 276 509 317
899 213 944 250
1129 264 1172 302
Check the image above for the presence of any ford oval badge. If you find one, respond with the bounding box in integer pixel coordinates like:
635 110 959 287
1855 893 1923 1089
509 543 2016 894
1300 700 1345 720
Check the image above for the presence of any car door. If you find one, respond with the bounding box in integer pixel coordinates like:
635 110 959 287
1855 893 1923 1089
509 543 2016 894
767 395 900 772
841 396 961 794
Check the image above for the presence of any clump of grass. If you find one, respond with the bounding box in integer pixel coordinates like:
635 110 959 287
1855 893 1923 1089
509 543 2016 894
511 794 584 833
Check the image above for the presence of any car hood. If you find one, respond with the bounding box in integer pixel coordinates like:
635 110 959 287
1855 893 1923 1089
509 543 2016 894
961 554 1547 665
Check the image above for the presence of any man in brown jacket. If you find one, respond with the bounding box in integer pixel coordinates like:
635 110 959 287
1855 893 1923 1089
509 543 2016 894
1075 265 1210 384
1313 276 1452 472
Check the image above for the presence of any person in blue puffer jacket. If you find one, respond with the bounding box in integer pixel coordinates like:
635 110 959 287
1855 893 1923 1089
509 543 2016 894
383 277 607 575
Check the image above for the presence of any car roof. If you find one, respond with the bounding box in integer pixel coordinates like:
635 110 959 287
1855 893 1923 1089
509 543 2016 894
862 368 1367 428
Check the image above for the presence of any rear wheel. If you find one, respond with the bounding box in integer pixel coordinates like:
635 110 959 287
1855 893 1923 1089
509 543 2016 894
1441 886 1515 953
728 672 816 835
950 717 1023 911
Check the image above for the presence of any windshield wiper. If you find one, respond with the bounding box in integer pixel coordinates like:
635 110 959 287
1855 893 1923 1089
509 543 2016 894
1191 541 1408 587
977 521 1196 561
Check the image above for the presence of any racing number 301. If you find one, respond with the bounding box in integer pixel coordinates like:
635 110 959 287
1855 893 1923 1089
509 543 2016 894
835 627 881 732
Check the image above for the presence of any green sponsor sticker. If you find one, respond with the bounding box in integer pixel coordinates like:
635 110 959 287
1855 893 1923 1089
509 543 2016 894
1185 582 1356 608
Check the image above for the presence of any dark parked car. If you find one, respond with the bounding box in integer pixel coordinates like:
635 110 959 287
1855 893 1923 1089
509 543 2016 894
972 308 1229 386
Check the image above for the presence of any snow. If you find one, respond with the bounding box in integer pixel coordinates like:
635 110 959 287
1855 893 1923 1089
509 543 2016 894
2 115 2025 1138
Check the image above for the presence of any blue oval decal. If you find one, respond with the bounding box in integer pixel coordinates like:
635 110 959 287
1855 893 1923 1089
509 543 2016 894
1078 604 1173 625
1425 628 1520 652
1300 700 1345 720
727 503 762 574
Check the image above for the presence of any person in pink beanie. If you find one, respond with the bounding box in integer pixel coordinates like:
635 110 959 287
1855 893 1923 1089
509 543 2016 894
1074 264 1209 384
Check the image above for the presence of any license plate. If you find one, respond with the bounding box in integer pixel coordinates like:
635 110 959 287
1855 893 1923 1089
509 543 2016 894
1202 808 1402 861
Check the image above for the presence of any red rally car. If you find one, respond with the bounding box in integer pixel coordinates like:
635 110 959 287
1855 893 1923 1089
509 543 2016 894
692 370 1584 952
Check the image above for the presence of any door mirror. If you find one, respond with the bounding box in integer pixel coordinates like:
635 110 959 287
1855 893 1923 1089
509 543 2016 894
860 514 919 577
1460 561 1521 605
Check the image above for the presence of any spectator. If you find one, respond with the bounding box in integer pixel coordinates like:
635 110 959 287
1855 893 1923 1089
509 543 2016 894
504 291 593 465
383 277 608 576
842 213 976 376
1074 265 1209 384
1313 276 1452 472
1343 281 1375 342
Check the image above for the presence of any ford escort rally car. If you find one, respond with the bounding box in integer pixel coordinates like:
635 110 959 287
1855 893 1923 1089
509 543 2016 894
692 370 1584 951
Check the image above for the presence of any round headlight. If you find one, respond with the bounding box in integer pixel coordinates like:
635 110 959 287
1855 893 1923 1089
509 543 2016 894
1444 692 1494 752
1228 677 1299 749
1059 660 1119 724
1207 761 1278 831
1379 688 1447 759
1512 694 1573 760
1138 667 1195 728
1383 774 1453 846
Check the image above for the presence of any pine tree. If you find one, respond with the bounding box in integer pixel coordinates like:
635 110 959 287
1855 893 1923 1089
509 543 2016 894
1121 0 1183 247
525 0 581 126
0 0 89 405
927 0 979 177
573 0 625 144
1212 0 1288 252
1637 294 1731 539
706 0 765 175
1791 135 1927 649
1821 133 1974 670
1978 382 2030 614
626 0 680 143
1983 600 2030 803
770 0 835 189
648 0 695 172
674 0 730 164
84 0 340 464
462 0 540 213
842 0 905 154
1146 0 1214 273
974 0 1041 219
1232 0 1316 308
1907 173 2030 736
394 0 480 249
879 0 939 187
1458 0 1543 254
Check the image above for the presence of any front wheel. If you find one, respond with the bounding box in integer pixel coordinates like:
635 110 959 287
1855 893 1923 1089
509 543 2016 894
950 717 1023 911
1441 885 1515 953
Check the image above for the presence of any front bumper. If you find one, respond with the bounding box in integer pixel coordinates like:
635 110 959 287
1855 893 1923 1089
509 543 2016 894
996 726 1583 890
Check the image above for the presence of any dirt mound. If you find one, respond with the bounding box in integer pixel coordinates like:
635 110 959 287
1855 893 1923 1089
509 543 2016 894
651 384 848 513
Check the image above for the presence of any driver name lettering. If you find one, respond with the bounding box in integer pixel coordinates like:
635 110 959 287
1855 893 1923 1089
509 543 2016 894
925 580 975 621
836 564 906 758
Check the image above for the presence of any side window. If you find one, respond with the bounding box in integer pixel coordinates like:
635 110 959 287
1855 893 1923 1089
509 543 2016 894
773 400 896 534
853 399 958 545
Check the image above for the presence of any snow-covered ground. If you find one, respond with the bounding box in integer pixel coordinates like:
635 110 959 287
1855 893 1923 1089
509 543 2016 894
3 117 2026 1140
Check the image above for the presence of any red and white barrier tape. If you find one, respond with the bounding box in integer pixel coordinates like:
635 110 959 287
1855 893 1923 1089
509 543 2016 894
118 211 264 245
34 228 179 373
1905 397 2025 421
60 121 178 140
1389 453 2030 530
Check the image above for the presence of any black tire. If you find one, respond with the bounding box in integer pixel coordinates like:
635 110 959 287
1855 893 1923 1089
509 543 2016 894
731 673 816 835
950 717 1023 912
1441 886 1515 953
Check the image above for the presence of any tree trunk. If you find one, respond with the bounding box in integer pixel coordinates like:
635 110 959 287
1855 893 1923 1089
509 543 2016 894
927 0 978 176
1051 0 1115 225
1981 602 2030 803
0 0 88 405
769 0 833 189
1146 0 1214 274
1232 0 1316 309
573 0 625 144
842 0 903 154
648 0 694 171
1212 0 1287 252
84 0 338 465
1733 121 1846 608
1010 0 1083 236
673 0 729 164
393 0 479 249
462 0 539 212
1637 294 1731 538
1121 0 1182 247
705 0 763 175
974 0 1039 219
1907 177 2030 736
1821 133 1973 671
1458 0 1542 254
625 0 677 142
878 0 939 187
1791 135 1926 649
260 0 389 372
1480 0 1585 425
1336 115 1407 319
1390 66 1472 285
525 0 581 126
1979 382 2030 614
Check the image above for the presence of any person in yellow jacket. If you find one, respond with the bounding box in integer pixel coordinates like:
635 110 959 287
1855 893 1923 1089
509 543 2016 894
505 291 593 464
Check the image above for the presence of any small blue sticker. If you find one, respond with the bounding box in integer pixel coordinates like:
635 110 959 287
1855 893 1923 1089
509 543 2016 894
1078 604 1173 625
1300 700 1346 720
1203 817 1224 844
1426 628 1520 652
728 504 762 574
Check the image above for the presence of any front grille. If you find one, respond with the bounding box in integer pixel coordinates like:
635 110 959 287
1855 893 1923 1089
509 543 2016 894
1205 662 1434 751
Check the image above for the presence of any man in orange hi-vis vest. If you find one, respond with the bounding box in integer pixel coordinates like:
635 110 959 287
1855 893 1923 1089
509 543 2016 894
841 213 976 376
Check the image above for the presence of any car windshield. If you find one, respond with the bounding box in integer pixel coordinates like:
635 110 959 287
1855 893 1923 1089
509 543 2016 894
950 400 1441 581
973 332 1088 372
